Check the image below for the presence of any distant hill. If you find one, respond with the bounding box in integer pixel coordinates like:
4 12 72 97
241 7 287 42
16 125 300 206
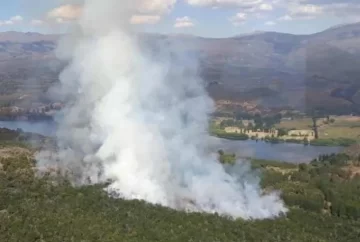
0 23 360 113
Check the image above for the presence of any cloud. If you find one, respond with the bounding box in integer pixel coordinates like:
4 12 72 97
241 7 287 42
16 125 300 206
229 12 247 26
278 14 293 21
130 15 161 24
56 18 66 24
186 0 263 8
324 3 360 20
259 3 273 11
288 4 323 19
0 15 24 26
185 0 358 27
137 0 177 15
243 2 274 14
46 1 177 25
265 20 276 25
186 0 360 24
10 15 24 22
279 1 360 22
31 19 44 26
186 1 274 26
174 16 195 28
47 4 82 20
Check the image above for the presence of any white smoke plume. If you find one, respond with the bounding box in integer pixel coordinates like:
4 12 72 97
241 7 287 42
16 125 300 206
37 0 287 219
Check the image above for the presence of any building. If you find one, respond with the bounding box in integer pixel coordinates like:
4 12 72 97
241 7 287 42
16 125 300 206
288 130 315 137
224 127 279 138
286 130 316 141
224 127 242 133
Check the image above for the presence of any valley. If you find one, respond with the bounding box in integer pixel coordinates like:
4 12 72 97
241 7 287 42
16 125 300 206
0 19 360 242
1 0 360 241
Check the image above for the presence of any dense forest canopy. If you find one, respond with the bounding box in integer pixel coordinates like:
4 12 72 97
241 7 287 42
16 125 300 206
0 134 360 241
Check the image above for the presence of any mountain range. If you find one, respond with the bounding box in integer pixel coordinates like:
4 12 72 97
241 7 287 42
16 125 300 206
1 22 360 114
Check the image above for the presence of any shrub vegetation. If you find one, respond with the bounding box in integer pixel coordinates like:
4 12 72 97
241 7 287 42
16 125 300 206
1 138 360 241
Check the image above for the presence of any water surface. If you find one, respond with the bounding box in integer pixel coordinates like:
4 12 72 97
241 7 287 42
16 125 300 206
0 121 342 163
0 120 56 136
208 137 342 163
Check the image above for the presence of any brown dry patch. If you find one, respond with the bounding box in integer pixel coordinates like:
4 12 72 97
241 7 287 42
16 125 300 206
0 147 33 159
342 166 360 179
266 166 298 175
0 147 34 174
339 116 360 122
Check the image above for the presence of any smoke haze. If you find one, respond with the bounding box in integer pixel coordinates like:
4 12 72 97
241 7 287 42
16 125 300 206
36 0 287 219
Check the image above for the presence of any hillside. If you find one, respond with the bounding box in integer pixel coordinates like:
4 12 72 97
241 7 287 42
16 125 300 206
0 23 360 113
1 139 360 241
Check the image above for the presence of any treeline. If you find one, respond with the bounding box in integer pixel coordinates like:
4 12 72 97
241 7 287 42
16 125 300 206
260 153 360 220
311 138 357 147
214 132 249 141
211 125 356 147
211 128 305 145
218 149 236 165
0 111 54 121
219 113 282 131
0 128 47 149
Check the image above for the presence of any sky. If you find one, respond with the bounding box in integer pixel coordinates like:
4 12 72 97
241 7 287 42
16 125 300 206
0 0 360 38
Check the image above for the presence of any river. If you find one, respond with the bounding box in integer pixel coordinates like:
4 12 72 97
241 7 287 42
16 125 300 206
0 121 343 163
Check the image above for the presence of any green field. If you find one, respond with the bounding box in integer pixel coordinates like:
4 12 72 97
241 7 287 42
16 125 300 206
209 122 250 140
275 118 314 130
276 116 360 139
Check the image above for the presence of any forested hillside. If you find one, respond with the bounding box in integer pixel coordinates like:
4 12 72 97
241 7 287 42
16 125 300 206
1 139 360 241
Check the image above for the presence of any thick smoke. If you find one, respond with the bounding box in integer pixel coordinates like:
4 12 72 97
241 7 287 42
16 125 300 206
37 0 287 219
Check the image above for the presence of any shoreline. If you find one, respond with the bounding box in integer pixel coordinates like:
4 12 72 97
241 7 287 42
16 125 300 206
211 133 355 148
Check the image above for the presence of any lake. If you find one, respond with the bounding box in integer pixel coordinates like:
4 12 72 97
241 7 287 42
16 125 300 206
208 137 342 163
0 120 57 136
0 121 343 163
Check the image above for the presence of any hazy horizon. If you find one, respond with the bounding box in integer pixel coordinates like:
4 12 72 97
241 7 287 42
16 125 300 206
0 20 358 39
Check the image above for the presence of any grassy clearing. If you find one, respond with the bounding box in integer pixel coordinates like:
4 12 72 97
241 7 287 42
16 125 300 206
276 118 313 130
250 158 298 170
276 116 360 142
319 126 360 139
250 159 299 175
209 122 250 140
